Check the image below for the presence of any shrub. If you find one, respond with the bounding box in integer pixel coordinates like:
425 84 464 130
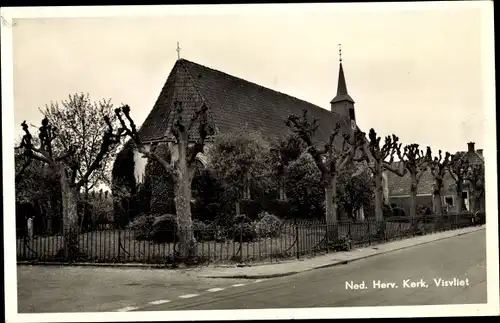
149 214 178 243
255 212 283 238
193 220 215 242
332 236 352 251
232 221 258 243
234 214 252 225
127 214 156 240
417 205 432 216
392 207 406 217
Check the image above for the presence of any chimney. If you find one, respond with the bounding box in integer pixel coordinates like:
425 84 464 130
477 149 483 156
467 142 475 153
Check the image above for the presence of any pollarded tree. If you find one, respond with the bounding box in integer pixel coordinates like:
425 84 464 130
426 148 451 215
17 115 123 259
355 129 404 221
285 108 362 229
268 134 306 201
40 93 122 228
115 103 214 261
448 152 469 213
209 128 272 217
394 144 429 219
465 163 485 213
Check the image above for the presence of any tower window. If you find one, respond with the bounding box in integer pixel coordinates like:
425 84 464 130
349 108 355 120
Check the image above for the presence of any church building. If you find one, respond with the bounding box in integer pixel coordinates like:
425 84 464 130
124 55 369 219
134 57 358 179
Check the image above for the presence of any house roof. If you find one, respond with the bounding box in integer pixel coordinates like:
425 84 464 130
464 150 484 164
386 148 484 196
386 164 435 196
137 59 357 147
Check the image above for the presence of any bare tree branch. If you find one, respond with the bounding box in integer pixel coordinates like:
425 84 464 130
115 106 174 175
76 115 124 188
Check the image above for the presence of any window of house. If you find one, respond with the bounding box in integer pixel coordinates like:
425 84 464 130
444 196 454 206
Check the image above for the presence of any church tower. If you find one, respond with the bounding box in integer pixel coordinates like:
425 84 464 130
330 45 356 132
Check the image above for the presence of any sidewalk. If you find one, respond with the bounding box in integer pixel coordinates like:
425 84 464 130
195 225 485 279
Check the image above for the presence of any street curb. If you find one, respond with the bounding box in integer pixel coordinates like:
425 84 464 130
198 226 485 279
17 226 484 274
16 261 171 269
198 271 301 279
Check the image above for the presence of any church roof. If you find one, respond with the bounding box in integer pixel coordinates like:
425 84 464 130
138 59 355 147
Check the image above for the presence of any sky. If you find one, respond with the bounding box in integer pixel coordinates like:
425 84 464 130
7 2 494 155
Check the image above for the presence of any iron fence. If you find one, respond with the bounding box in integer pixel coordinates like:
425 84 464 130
16 212 484 265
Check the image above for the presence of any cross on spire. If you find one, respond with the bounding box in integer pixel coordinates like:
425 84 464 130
338 43 342 63
176 42 181 60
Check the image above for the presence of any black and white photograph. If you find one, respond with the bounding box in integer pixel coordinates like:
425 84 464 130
2 2 498 322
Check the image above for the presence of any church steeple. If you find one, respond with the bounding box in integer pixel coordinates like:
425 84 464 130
330 45 354 104
330 44 356 130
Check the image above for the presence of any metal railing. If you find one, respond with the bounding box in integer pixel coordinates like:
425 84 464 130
16 213 484 265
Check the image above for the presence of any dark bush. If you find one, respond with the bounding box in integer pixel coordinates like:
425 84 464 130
149 214 178 243
193 220 215 242
232 221 258 243
392 207 406 217
127 214 156 240
417 205 433 216
234 214 252 225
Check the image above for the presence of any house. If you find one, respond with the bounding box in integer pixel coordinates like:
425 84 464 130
120 56 366 219
385 142 485 215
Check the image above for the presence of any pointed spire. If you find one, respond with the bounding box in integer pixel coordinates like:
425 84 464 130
331 44 354 104
336 62 349 96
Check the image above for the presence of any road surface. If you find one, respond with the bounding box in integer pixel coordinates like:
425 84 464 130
17 230 486 312
138 229 487 310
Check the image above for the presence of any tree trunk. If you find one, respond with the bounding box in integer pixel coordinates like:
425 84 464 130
469 189 477 214
325 175 338 242
46 200 53 235
235 200 241 216
80 185 89 231
432 188 443 216
173 140 197 262
374 166 384 221
409 173 418 219
455 182 464 214
59 171 81 260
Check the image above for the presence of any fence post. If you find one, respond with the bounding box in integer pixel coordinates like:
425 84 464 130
239 218 243 261
23 232 27 259
117 229 121 262
173 227 176 265
368 222 371 245
64 228 69 261
294 218 300 260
